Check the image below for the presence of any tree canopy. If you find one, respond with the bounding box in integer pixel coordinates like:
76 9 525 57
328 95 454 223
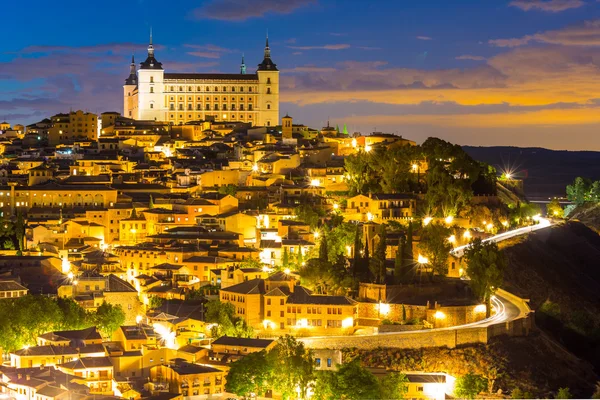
418 223 452 278
464 238 506 317
204 300 254 338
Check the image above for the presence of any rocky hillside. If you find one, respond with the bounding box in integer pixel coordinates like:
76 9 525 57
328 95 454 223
501 222 600 387
347 333 597 398
568 203 600 234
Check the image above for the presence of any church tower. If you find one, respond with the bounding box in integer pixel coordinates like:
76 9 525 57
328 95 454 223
123 55 139 119
240 54 247 75
137 29 164 121
257 34 279 127
282 114 292 139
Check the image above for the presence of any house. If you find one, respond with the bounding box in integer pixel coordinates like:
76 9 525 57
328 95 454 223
37 327 103 347
10 344 106 368
56 357 114 395
148 361 225 398
220 271 358 335
345 193 417 222
0 280 28 299
208 336 275 364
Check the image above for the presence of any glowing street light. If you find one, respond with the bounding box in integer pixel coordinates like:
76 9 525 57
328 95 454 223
501 220 509 228
252 164 259 172
411 164 418 172
136 315 143 324
367 212 374 221
423 216 433 226
417 254 429 264
310 179 320 187
444 215 454 225
447 235 456 244
434 311 446 319
486 223 494 231
61 257 71 274
346 245 352 256
364 144 372 152
67 271 74 280
313 231 320 239
284 268 291 275
463 230 471 239
333 203 339 210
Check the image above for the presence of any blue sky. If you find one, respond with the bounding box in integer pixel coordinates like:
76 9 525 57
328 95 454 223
2 0 600 149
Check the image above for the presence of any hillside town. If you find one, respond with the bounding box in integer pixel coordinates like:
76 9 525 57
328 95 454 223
0 35 550 400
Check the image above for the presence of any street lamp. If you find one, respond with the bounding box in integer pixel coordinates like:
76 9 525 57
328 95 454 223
423 216 432 226
463 230 471 239
444 215 454 225
447 235 456 244
417 254 429 264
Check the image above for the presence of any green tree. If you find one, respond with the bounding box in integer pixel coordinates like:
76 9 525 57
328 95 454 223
352 224 363 280
205 300 253 338
148 295 164 310
295 203 324 230
404 222 413 261
512 388 534 399
56 297 90 331
268 335 314 400
15 211 25 251
394 238 404 284
566 177 590 206
282 247 290 268
148 195 155 209
454 372 487 399
343 124 348 135
464 238 506 317
344 151 378 195
218 184 238 196
371 224 387 284
314 359 380 400
379 371 409 400
225 350 272 397
555 387 572 399
2 239 15 250
418 223 452 278
547 198 564 218
94 301 126 339
319 233 329 262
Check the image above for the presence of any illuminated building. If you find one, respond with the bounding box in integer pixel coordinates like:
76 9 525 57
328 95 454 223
48 110 98 146
124 34 279 127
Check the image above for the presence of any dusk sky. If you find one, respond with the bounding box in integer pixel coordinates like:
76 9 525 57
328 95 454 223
2 0 600 150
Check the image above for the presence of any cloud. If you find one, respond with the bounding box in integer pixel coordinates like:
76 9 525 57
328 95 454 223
509 0 584 12
285 38 297 44
416 36 432 40
456 55 487 61
490 19 600 47
287 66 338 73
288 44 350 50
184 44 234 59
357 46 382 51
191 0 316 21
186 52 222 59
19 42 154 55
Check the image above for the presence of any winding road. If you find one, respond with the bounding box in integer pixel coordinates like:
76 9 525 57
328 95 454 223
301 218 551 347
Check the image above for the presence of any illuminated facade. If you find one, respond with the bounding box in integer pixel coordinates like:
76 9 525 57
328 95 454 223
124 34 279 127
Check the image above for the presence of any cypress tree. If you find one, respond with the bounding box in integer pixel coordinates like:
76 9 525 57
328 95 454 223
149 195 155 209
15 211 25 252
319 233 329 262
404 221 413 262
352 225 362 279
363 240 370 281
394 238 404 284
375 225 387 284
282 247 289 268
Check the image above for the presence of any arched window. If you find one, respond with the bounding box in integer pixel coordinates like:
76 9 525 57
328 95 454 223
150 76 154 83
267 88 271 94
150 87 154 93
267 104 271 110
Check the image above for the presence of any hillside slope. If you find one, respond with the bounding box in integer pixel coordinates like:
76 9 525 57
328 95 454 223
502 222 600 376
569 203 600 234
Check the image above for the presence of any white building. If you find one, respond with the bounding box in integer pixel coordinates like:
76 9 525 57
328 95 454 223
124 33 279 127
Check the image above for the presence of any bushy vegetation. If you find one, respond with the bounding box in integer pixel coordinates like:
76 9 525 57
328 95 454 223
204 300 254 338
0 295 125 351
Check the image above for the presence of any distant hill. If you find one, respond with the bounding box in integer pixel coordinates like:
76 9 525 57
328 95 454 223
463 146 600 199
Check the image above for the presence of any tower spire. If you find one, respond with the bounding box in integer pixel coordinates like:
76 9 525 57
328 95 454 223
264 32 271 59
240 53 246 75
148 27 154 57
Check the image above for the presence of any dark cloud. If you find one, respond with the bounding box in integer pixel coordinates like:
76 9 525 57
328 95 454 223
490 19 600 47
288 44 350 50
191 0 316 21
456 55 487 61
509 0 584 12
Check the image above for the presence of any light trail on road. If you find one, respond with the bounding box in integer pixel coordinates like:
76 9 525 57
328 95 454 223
451 217 552 258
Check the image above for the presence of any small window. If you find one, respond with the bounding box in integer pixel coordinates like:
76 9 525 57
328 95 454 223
150 76 154 83
327 358 332 368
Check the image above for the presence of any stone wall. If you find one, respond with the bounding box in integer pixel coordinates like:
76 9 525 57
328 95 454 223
300 289 534 350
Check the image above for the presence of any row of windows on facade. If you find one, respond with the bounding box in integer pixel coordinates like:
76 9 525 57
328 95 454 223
167 104 258 111
170 96 255 102
149 87 272 95
148 78 270 88
168 114 256 121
